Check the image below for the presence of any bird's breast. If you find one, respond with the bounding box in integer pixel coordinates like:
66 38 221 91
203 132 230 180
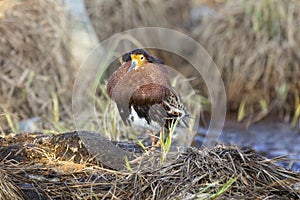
109 63 172 106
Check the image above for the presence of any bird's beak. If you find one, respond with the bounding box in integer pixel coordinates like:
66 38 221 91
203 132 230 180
127 60 137 72
119 57 124 64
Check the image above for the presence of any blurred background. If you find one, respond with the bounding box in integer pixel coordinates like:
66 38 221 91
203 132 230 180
0 0 299 169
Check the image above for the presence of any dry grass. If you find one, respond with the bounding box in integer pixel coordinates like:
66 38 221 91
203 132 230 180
84 0 191 42
84 0 300 127
0 131 299 199
1 0 299 133
0 1 299 197
0 0 73 131
0 169 24 200
84 0 194 89
195 0 300 124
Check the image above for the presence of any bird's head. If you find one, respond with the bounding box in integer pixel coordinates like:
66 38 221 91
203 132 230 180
127 49 150 72
121 49 164 72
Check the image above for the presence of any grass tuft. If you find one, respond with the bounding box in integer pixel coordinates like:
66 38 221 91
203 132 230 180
4 112 17 133
160 120 178 165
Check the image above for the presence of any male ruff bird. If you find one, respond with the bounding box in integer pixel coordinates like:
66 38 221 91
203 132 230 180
106 48 189 148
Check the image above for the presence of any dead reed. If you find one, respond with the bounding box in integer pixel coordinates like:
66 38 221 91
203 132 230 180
0 0 72 130
195 0 300 124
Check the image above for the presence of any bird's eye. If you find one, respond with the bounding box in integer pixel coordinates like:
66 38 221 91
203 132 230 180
140 56 144 60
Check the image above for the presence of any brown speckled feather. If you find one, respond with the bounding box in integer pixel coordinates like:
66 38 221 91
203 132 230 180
106 62 130 98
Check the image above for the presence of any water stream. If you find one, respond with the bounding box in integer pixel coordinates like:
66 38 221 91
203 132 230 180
218 118 300 171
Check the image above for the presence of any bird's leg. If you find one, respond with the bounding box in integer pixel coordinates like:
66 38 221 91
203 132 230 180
129 130 159 164
150 130 162 151
151 134 156 148
145 130 157 150
156 130 162 147
129 130 164 164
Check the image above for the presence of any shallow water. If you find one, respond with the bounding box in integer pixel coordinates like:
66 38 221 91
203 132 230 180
195 118 300 171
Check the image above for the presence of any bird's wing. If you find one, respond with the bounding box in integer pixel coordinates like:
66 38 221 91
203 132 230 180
131 85 190 129
130 84 170 127
106 62 130 98
162 88 190 128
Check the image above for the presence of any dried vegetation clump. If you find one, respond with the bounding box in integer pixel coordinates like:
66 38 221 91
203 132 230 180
0 169 23 200
195 0 300 124
0 131 299 199
0 0 72 129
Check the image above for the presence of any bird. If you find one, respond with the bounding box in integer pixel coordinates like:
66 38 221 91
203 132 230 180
106 48 189 149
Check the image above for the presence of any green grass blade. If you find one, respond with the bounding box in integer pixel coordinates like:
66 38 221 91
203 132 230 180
210 176 238 199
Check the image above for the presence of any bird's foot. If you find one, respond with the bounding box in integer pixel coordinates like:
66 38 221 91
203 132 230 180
128 154 146 164
129 130 163 164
